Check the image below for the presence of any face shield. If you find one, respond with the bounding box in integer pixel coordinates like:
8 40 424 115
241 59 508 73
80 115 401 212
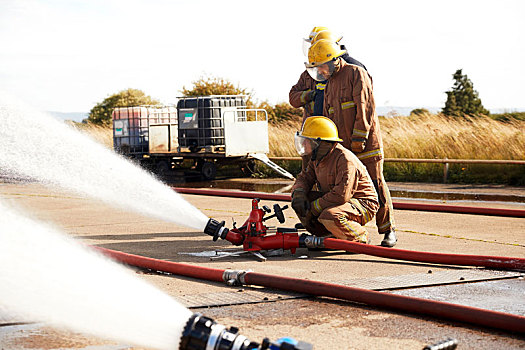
305 60 337 82
295 132 320 156
302 38 311 57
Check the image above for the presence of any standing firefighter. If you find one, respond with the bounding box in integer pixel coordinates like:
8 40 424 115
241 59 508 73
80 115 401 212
291 116 379 243
306 39 397 247
289 27 367 169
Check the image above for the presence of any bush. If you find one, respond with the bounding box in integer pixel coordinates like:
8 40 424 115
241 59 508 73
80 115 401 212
409 108 430 117
182 76 301 124
489 112 525 122
86 89 160 126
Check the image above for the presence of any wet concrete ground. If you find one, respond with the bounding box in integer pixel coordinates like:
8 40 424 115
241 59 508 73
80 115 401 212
0 180 524 349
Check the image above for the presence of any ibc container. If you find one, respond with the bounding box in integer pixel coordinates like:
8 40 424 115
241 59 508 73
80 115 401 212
112 106 177 155
177 95 246 151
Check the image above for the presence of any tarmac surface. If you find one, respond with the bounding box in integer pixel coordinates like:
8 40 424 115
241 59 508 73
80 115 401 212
0 180 524 350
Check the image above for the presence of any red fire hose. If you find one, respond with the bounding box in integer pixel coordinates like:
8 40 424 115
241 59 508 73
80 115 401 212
94 247 525 334
322 238 525 271
173 188 525 218
215 229 525 271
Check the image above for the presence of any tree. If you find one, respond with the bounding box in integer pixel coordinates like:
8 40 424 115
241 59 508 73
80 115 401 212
259 101 303 124
86 88 160 125
409 108 430 117
181 76 301 124
442 69 489 117
181 76 254 106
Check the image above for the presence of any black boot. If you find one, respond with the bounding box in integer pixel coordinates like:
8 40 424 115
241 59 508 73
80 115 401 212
380 230 397 247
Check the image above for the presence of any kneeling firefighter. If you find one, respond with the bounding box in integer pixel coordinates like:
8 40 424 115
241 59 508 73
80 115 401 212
291 116 379 243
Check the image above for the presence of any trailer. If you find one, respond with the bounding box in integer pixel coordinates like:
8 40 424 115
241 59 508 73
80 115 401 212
112 95 294 180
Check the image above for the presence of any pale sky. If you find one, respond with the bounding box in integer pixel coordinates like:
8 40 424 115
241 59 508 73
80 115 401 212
1 0 524 113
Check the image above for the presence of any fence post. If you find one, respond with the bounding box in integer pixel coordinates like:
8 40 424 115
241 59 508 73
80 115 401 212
443 158 449 183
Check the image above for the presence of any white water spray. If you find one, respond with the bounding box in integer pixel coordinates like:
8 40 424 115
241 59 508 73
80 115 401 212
0 95 208 230
0 199 193 349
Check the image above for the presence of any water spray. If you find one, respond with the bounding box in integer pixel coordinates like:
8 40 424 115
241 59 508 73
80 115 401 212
0 199 312 349
0 96 208 230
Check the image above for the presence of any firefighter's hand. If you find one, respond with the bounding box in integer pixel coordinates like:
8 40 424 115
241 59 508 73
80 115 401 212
305 90 316 102
351 140 366 153
292 190 310 217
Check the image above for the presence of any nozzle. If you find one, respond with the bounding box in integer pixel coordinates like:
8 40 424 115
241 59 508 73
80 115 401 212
180 313 313 350
204 218 229 241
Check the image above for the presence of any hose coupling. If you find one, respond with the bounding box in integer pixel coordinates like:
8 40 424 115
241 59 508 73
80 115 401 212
204 218 229 241
180 313 313 350
299 234 325 249
180 313 254 350
223 269 252 286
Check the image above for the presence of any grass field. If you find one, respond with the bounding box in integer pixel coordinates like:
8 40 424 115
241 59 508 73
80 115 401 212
77 113 525 185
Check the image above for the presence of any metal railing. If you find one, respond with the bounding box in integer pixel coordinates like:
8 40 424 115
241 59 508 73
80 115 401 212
268 157 525 183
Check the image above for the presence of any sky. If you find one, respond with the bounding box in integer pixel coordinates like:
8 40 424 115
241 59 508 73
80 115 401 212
0 0 524 114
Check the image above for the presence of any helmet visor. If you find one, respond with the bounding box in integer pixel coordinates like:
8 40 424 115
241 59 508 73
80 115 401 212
302 38 311 57
305 60 336 81
295 133 319 156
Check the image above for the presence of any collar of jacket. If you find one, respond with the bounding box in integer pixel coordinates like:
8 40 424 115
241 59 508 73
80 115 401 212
315 142 338 164
330 58 346 80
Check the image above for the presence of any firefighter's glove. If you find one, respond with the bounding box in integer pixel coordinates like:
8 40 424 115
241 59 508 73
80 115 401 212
305 89 316 102
351 140 366 153
292 189 310 217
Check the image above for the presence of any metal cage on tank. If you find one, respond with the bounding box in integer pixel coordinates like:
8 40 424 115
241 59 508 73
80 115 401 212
177 95 248 153
112 106 178 155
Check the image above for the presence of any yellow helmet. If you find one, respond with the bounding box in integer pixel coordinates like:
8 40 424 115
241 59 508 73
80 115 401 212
301 116 343 142
306 26 330 42
310 30 343 46
307 39 346 68
295 116 341 156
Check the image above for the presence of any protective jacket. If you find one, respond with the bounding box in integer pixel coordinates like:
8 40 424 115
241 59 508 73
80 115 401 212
291 143 378 216
323 61 383 164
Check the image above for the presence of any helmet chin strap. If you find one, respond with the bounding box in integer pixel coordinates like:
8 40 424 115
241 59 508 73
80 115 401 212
310 138 322 161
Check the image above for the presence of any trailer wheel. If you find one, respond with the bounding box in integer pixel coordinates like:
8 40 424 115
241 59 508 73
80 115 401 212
156 160 171 177
241 159 259 176
200 161 217 180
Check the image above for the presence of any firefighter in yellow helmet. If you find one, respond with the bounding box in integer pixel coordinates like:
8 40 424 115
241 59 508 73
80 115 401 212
291 116 379 243
305 39 397 247
289 26 367 169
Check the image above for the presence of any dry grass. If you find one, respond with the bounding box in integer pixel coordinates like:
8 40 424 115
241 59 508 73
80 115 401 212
380 113 525 160
76 116 524 183
268 120 302 157
268 114 525 160
76 115 524 160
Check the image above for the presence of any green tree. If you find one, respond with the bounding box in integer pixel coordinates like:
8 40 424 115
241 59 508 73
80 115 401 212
86 88 160 125
442 69 489 117
259 101 303 124
181 76 254 106
409 108 430 117
181 76 301 124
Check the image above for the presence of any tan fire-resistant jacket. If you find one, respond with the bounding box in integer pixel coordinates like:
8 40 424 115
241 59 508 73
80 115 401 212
324 61 383 164
291 143 379 212
289 70 316 122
